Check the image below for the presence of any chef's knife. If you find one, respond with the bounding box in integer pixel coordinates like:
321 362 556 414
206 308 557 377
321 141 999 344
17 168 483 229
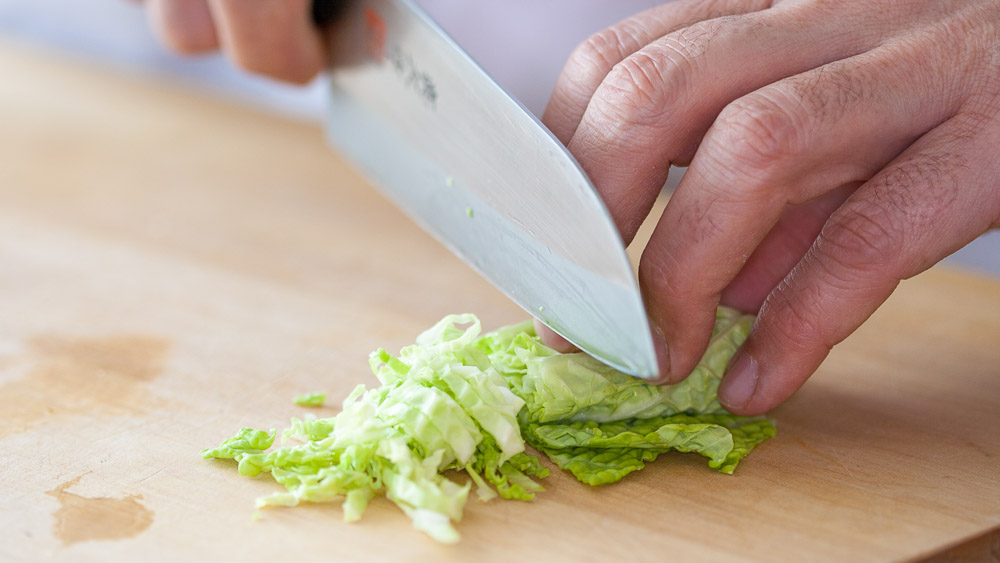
318 0 659 378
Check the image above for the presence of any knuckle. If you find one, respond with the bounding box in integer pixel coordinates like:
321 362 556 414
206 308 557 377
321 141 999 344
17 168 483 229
817 204 902 272
816 149 968 275
600 52 672 123
589 18 736 129
760 280 831 353
586 15 760 141
590 48 692 132
711 93 805 178
568 24 645 87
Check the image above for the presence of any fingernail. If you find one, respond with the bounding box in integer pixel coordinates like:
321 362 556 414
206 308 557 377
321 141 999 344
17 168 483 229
651 326 673 384
718 352 759 409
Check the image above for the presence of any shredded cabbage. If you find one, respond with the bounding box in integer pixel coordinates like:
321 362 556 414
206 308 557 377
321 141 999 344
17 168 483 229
293 392 327 407
202 308 774 542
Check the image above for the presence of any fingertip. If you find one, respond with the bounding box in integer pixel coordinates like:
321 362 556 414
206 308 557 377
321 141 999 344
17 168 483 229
637 232 731 385
268 56 323 85
226 28 324 84
533 320 578 353
275 26 325 85
719 338 814 416
718 350 760 414
647 325 681 385
148 0 219 55
208 0 326 84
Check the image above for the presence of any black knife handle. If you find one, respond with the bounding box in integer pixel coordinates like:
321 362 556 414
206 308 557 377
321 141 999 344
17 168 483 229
311 0 351 26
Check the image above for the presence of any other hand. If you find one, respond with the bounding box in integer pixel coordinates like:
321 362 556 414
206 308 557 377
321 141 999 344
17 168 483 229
141 0 324 84
538 0 1000 415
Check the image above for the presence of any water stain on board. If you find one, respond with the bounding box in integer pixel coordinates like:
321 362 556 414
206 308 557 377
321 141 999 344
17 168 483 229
45 476 154 546
0 334 170 438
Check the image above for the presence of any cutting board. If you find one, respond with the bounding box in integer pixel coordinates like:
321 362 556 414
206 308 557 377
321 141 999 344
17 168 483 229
0 40 998 563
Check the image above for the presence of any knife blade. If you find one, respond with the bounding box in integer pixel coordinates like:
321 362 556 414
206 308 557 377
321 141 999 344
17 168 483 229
321 0 658 378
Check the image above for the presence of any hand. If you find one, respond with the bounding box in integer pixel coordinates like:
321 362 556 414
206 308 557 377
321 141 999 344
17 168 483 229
539 0 1000 414
141 0 324 83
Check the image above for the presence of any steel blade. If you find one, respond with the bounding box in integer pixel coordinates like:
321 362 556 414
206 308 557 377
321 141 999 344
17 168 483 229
323 0 658 378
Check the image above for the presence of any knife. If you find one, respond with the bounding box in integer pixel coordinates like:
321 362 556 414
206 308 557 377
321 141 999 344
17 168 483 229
316 0 659 379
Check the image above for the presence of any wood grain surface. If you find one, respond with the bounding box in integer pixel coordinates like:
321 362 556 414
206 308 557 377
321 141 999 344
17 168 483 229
0 40 998 563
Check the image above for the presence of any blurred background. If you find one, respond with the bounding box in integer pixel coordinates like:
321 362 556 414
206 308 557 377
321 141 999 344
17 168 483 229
0 0 996 276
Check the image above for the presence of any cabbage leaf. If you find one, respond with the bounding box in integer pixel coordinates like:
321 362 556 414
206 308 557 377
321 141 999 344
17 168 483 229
202 308 774 543
293 392 327 407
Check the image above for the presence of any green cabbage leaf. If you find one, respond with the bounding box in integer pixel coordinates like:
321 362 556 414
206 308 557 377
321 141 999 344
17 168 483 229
479 307 754 422
202 308 774 543
203 314 542 544
292 391 327 407
526 414 776 485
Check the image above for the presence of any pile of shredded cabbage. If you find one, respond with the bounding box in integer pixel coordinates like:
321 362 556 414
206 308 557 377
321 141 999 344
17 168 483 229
202 308 775 543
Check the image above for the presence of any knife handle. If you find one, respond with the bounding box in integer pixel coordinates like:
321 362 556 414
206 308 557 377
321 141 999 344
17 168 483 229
311 0 350 26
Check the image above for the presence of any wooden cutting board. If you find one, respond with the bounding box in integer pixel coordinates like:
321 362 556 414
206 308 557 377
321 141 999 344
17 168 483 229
0 40 997 563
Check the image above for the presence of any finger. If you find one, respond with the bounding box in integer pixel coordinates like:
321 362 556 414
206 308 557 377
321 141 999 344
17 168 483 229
719 109 1000 414
533 320 577 353
206 0 324 84
639 24 969 382
568 5 881 248
720 183 859 313
147 0 219 54
543 0 772 144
